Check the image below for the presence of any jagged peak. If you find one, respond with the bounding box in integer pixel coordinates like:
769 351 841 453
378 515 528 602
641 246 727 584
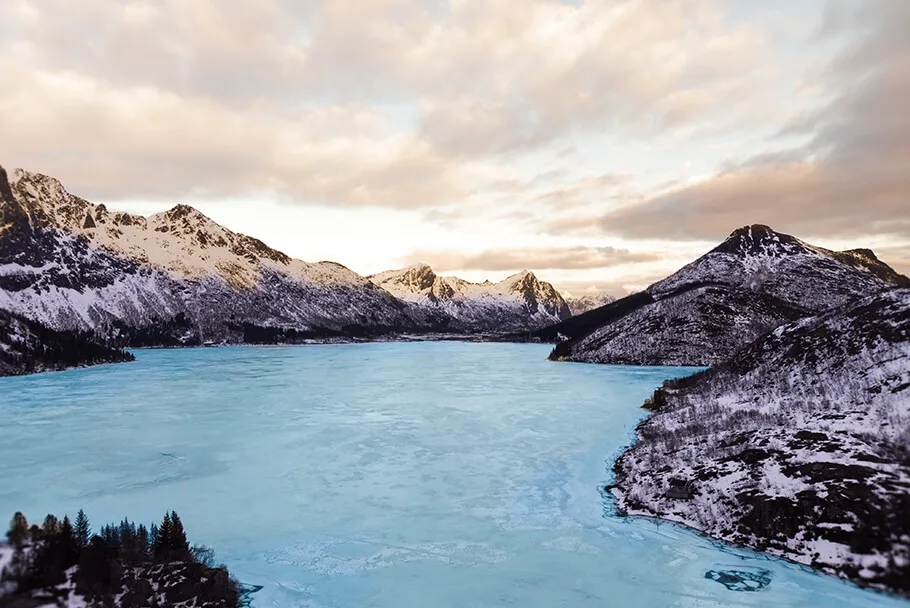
505 269 533 280
501 270 538 288
369 263 439 292
8 168 74 204
402 262 436 278
159 203 213 224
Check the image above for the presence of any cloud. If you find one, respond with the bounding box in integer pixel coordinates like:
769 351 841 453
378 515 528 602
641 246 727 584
415 0 774 155
0 54 466 207
598 3 910 242
0 0 794 207
404 245 661 272
876 245 910 278
2 0 903 296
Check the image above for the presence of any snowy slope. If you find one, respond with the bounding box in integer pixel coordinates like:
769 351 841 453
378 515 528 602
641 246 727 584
612 288 910 595
0 307 134 376
549 225 909 366
0 166 463 344
369 264 571 332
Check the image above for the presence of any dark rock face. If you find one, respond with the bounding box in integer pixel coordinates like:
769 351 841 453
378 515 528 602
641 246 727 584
124 561 240 607
0 165 16 204
612 288 910 596
539 225 908 366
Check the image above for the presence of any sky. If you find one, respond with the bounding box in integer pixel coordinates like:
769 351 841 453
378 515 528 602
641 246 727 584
1 0 908 295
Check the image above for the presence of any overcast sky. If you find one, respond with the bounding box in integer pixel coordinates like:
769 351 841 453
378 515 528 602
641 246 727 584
1 1 907 295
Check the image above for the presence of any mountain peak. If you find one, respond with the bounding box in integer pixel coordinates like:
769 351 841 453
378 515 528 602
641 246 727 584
406 262 434 273
843 247 880 262
162 203 210 223
505 269 535 282
713 224 809 257
369 263 439 293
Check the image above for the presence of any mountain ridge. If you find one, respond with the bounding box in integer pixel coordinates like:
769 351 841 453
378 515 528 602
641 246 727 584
368 263 571 333
541 224 909 366
0 165 573 346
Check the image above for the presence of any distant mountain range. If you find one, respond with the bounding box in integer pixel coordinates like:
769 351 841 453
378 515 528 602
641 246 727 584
540 225 909 366
0 165 569 363
3 163 908 380
369 264 570 333
612 287 910 595
564 292 616 316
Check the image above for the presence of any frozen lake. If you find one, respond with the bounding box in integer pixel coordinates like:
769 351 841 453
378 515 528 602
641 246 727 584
0 343 903 607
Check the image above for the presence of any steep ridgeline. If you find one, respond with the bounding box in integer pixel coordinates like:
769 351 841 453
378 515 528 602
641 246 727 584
612 288 910 596
565 292 616 316
368 264 571 333
0 166 452 346
545 225 909 365
0 307 134 377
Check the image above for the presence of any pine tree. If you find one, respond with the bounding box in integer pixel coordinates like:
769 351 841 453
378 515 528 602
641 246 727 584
60 516 74 542
7 512 29 547
153 512 172 562
74 509 91 548
42 514 59 536
59 515 79 568
136 524 150 561
100 524 120 548
169 511 190 561
119 518 139 564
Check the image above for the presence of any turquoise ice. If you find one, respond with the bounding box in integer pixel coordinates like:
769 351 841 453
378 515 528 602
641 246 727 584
0 343 903 607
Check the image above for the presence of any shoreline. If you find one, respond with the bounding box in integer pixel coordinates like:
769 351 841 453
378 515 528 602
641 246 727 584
606 396 910 601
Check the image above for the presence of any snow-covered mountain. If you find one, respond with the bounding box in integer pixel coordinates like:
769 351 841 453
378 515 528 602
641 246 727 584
369 264 571 332
2 166 584 346
0 307 133 376
0 166 440 344
611 288 910 595
546 225 909 365
564 292 616 316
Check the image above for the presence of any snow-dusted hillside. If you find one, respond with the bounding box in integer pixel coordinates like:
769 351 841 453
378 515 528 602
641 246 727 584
369 264 571 332
0 166 481 345
0 307 134 377
549 225 909 366
565 292 616 316
612 288 910 595
648 225 908 308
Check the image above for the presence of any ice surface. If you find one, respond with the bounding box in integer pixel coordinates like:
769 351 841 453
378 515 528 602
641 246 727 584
0 343 904 607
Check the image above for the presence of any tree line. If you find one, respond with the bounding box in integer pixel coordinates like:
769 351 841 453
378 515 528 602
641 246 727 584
2 508 238 606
